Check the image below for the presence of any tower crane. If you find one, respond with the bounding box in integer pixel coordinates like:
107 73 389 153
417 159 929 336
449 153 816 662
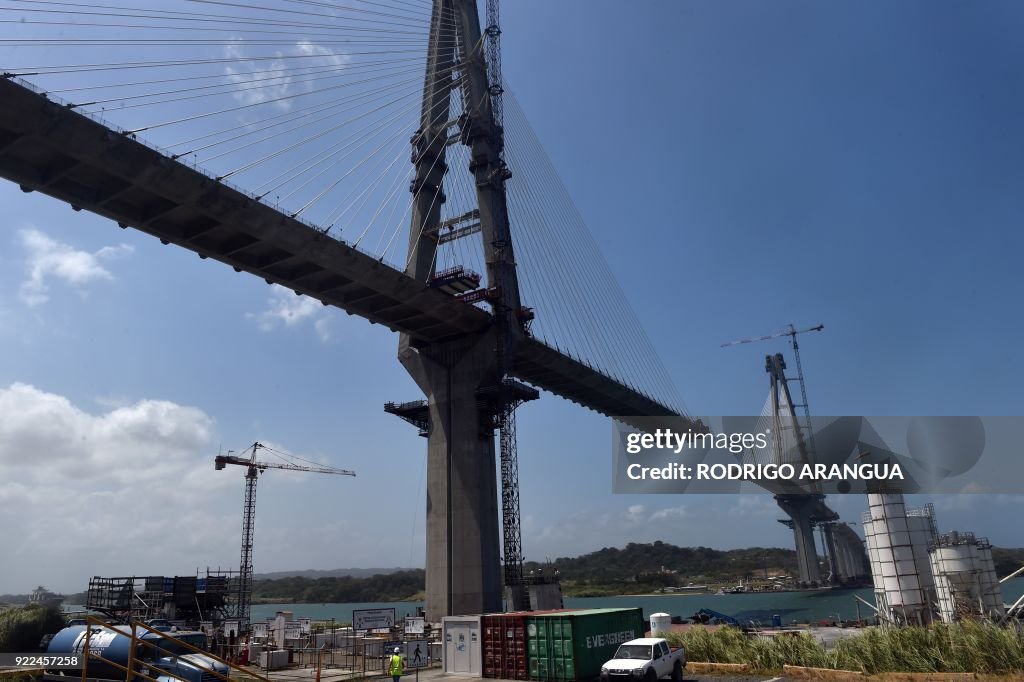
215 441 355 631
721 323 824 466
722 324 837 585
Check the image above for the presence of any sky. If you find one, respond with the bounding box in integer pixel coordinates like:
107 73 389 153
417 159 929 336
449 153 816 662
1 0 1023 594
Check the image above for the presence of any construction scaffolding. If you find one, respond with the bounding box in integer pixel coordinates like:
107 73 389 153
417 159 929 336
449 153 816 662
86 570 238 623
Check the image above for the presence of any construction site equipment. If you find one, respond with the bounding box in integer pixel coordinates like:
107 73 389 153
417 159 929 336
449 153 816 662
45 616 272 682
84 572 234 623
861 494 938 625
929 531 1004 623
690 608 739 626
215 442 354 632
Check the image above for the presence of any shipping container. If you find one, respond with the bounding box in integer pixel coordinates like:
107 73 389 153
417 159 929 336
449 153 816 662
442 615 482 676
482 610 572 680
526 608 644 682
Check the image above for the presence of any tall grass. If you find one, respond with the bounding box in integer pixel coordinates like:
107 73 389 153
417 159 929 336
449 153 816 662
665 621 1024 674
0 604 65 653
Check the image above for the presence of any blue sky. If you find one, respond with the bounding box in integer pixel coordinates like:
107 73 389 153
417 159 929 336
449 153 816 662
1 0 1023 593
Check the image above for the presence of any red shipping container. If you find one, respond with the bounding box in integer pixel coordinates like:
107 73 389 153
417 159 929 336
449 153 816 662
482 610 572 680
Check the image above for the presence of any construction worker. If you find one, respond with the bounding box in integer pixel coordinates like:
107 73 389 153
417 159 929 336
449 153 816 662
388 647 404 682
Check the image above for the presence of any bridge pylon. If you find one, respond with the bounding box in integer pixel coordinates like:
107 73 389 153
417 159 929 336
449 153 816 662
395 0 529 621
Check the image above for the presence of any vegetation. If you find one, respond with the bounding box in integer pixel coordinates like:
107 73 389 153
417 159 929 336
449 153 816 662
244 544 805 601
666 621 1024 674
251 570 424 603
31 543 1021 606
527 541 801 596
992 547 1024 578
244 542 1024 601
0 604 66 653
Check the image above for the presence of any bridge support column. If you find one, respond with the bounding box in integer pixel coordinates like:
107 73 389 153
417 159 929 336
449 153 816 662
822 523 841 585
400 331 503 621
776 495 822 585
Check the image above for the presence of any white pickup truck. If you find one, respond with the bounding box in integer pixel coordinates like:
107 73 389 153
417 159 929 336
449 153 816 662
600 637 686 682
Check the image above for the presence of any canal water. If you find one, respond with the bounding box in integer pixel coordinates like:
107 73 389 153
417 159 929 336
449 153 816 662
250 577 1024 626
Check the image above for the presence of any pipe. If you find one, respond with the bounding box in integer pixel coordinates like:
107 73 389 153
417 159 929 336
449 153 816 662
997 591 1024 626
854 594 895 624
1000 564 1024 584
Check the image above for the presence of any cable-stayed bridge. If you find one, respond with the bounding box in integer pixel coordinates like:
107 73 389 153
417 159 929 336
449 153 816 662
0 0 705 620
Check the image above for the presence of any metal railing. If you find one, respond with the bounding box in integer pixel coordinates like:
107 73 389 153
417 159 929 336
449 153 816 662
78 616 272 682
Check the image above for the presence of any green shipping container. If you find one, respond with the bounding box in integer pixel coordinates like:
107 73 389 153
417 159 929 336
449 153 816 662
526 608 644 682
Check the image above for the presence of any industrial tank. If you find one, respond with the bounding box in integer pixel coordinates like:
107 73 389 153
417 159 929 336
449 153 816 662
862 493 938 624
928 531 1005 623
47 625 225 682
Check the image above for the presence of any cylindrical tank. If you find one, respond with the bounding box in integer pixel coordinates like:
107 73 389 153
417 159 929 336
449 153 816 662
48 626 133 668
928 531 1005 623
863 493 937 624
47 625 227 680
649 613 671 637
977 543 1004 616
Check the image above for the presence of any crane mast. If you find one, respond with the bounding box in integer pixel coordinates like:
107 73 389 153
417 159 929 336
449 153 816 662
215 442 355 630
722 324 835 585
239 463 257 631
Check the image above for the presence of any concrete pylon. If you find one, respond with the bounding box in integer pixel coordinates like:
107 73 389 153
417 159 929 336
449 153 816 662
396 0 523 621
776 495 822 584
399 332 503 621
822 523 840 584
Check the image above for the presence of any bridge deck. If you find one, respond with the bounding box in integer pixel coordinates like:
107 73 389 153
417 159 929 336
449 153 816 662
0 78 490 343
0 77 687 424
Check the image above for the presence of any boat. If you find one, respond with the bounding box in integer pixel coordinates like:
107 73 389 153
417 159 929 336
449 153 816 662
28 586 65 608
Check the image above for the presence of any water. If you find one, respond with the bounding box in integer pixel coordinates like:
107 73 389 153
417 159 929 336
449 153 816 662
251 577 1024 626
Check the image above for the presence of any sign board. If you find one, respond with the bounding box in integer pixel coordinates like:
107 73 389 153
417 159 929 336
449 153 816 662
199 621 214 635
285 623 303 639
404 616 425 635
353 607 395 632
252 623 268 638
405 640 428 668
223 620 240 638
299 618 311 635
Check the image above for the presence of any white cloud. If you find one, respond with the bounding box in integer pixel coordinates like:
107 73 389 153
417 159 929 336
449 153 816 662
625 504 647 523
314 316 334 343
295 40 351 69
224 40 294 111
247 284 334 342
728 495 778 517
17 228 133 306
649 504 688 521
521 497 802 561
0 383 238 591
222 39 352 112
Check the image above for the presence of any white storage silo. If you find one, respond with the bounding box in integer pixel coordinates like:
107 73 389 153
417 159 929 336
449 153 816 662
929 531 1005 623
863 494 937 624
